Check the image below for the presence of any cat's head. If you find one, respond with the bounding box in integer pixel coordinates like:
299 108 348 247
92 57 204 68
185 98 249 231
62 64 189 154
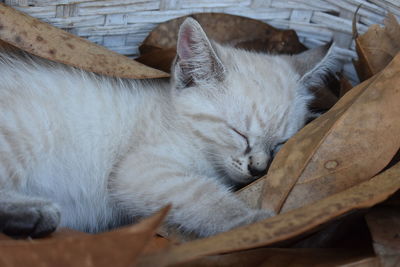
172 18 339 185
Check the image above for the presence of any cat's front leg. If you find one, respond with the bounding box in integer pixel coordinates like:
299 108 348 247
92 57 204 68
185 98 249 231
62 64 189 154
111 158 273 237
162 177 273 237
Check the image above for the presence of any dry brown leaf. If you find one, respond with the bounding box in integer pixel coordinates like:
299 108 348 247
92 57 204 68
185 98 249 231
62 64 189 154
136 13 306 72
172 247 375 267
236 177 265 210
365 206 400 267
0 3 168 79
355 13 400 81
141 13 306 54
261 49 400 214
384 13 400 45
143 236 171 254
0 206 169 267
137 162 400 267
43 228 90 240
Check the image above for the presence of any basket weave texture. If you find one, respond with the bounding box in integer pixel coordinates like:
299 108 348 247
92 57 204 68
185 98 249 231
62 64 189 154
1 0 400 82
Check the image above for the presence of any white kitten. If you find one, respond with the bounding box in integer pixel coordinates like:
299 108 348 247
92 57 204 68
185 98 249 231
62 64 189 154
0 18 339 238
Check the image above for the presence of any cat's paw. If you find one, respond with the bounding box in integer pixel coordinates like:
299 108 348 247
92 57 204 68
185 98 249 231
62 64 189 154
2 202 60 238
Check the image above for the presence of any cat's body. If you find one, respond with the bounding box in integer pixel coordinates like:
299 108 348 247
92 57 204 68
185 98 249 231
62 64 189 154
0 59 168 232
0 18 338 237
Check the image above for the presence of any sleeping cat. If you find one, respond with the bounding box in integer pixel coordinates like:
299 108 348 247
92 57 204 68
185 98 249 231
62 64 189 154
0 18 339 238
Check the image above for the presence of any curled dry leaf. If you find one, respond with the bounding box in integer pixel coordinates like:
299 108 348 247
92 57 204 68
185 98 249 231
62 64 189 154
137 162 400 267
262 50 400 214
43 228 90 240
236 177 265 210
354 13 400 81
0 3 168 79
141 13 306 53
0 206 170 267
136 13 306 72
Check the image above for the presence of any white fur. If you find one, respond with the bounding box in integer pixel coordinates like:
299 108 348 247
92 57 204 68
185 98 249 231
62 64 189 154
0 18 338 237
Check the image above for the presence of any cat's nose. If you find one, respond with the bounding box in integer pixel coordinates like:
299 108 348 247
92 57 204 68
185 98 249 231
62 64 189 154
248 153 270 177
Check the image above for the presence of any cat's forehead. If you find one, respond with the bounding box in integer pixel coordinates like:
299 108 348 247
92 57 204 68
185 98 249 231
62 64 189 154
217 50 298 106
216 45 300 98
207 46 303 136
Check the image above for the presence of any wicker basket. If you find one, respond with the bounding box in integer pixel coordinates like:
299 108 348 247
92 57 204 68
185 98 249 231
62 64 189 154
1 0 399 83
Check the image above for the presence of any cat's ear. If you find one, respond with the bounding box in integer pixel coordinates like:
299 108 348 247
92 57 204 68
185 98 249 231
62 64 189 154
292 43 340 89
172 18 225 89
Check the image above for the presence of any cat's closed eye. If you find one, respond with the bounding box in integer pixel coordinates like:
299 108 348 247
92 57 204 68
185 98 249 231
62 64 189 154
231 127 251 153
